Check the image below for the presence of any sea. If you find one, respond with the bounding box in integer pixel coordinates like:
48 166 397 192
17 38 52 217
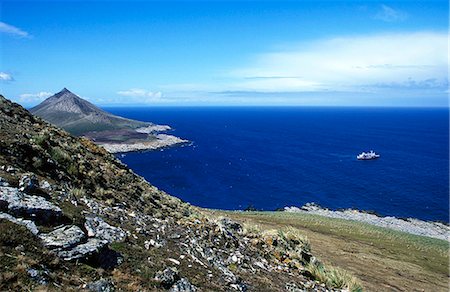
105 107 449 223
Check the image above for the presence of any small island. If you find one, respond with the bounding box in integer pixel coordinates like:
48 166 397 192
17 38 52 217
30 88 188 153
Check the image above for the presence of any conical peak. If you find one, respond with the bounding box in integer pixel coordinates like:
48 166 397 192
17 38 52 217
60 88 72 94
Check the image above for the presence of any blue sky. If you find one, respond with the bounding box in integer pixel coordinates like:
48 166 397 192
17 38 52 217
0 0 448 106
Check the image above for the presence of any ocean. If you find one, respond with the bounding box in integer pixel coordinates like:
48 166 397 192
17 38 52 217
105 107 449 222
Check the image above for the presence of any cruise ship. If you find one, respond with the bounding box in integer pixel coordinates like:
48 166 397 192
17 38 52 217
357 150 380 160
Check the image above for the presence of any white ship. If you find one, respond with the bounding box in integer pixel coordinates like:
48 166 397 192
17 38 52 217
357 150 380 160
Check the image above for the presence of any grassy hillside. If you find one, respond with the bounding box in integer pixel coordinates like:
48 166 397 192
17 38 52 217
0 95 365 291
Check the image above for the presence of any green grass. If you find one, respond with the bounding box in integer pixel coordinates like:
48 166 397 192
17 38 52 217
305 261 363 291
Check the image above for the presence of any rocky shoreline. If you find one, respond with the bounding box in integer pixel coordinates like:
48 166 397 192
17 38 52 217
99 134 190 153
284 203 449 241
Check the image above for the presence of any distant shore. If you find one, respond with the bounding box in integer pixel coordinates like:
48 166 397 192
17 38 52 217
100 134 189 153
284 203 449 241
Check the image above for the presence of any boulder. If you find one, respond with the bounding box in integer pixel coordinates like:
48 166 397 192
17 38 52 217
0 212 39 235
169 278 197 292
57 238 108 261
0 187 62 223
19 173 39 193
154 267 180 289
84 216 126 243
40 225 86 249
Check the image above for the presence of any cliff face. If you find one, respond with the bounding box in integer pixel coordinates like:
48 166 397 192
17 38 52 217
0 95 348 291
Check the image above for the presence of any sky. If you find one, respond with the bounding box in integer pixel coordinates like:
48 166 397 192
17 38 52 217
0 0 448 107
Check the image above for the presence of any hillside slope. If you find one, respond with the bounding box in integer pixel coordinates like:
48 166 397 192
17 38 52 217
30 88 149 135
0 95 360 291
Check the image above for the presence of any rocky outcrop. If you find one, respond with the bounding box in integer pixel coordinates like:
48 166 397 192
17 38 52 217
40 225 86 249
0 212 39 235
0 178 124 266
57 238 109 261
0 186 62 223
84 216 126 243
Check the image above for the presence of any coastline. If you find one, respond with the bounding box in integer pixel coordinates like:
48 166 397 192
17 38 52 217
284 203 449 241
99 134 190 153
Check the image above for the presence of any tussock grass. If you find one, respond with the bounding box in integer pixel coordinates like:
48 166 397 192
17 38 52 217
278 226 311 253
49 146 70 164
305 261 363 292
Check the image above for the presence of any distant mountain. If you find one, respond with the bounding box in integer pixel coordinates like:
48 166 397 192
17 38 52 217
30 88 149 135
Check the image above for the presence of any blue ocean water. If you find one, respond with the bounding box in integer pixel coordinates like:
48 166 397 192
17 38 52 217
105 107 449 222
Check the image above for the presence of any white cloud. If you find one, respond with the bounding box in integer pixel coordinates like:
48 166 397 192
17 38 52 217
229 32 448 94
18 91 52 103
374 5 408 22
0 22 30 38
0 72 13 81
116 88 164 103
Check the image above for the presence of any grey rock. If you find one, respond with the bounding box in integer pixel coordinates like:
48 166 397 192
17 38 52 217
0 212 39 235
0 177 9 187
169 278 197 292
57 238 108 261
85 216 126 243
40 180 52 191
86 279 115 292
5 166 17 173
0 186 62 222
19 173 39 193
155 267 180 289
40 225 86 249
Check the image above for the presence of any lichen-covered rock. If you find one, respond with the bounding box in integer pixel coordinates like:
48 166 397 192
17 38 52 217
40 225 86 249
0 212 39 235
84 216 126 243
57 238 108 261
86 279 115 292
19 173 39 193
0 186 62 223
154 267 180 289
169 278 197 292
